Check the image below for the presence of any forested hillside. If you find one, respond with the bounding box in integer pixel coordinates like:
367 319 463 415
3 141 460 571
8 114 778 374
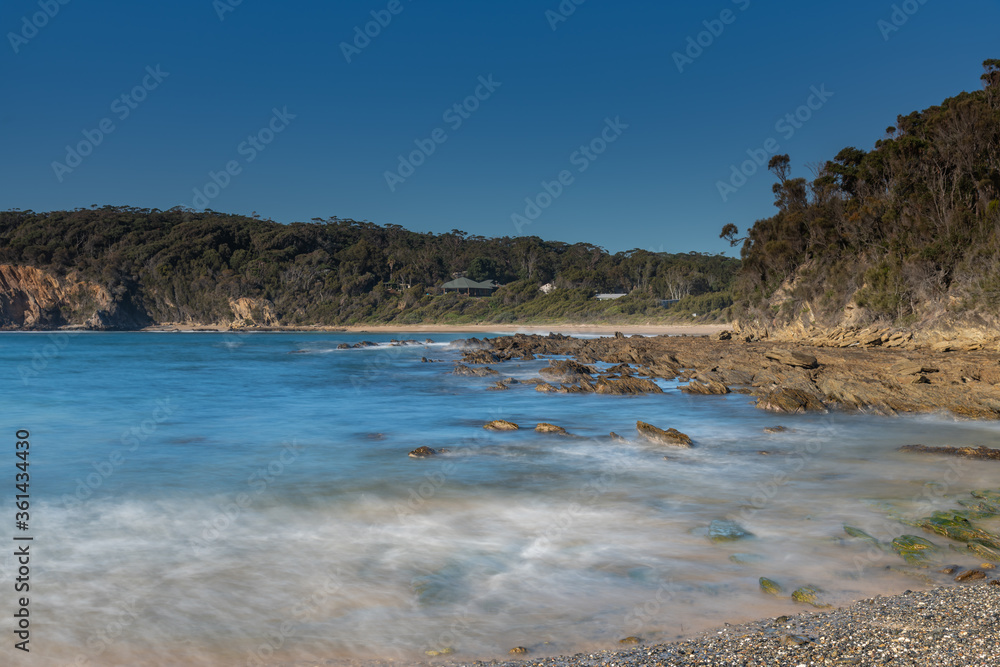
724 59 1000 332
0 208 737 328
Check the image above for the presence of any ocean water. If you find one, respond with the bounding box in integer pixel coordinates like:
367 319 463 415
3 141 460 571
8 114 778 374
1 331 999 665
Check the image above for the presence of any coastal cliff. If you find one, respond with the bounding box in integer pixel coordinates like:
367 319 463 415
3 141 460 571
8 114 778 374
0 264 149 330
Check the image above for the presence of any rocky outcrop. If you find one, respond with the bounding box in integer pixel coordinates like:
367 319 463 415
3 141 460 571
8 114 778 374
476 332 1000 419
535 423 569 435
0 264 150 330
764 349 819 368
594 376 663 395
229 297 279 328
636 421 692 447
484 420 519 431
899 445 1000 460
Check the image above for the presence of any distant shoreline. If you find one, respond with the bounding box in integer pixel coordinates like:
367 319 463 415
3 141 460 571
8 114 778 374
133 323 729 336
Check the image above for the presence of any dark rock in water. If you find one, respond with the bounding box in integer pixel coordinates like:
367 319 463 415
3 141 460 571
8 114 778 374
502 377 519 385
765 349 819 368
759 577 783 595
452 364 500 377
757 388 827 413
891 534 939 566
535 423 569 435
535 382 561 393
791 585 831 608
609 431 628 442
488 381 509 391
353 341 378 348
708 519 754 542
424 339 434 344
288 349 309 354
596 377 663 395
955 569 987 582
484 420 519 431
898 444 1000 461
940 565 961 574
763 425 787 433
618 636 642 645
337 343 351 349
636 421 692 447
421 357 429 363
917 511 1000 549
408 446 437 458
508 646 529 654
844 525 881 548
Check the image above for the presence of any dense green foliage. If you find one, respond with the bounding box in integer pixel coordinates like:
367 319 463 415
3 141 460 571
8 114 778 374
725 60 1000 327
0 207 738 326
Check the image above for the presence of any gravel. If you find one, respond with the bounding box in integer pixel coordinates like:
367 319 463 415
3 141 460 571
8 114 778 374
449 582 1000 667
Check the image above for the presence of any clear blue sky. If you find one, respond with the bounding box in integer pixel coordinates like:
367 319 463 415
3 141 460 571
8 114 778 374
1 0 996 254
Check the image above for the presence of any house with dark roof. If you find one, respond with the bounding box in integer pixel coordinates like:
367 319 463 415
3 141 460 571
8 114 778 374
441 277 498 296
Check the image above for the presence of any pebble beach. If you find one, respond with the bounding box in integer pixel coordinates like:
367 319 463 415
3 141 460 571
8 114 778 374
454 582 1000 667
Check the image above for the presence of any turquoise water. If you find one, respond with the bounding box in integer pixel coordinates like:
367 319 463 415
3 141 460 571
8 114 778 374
1 332 999 665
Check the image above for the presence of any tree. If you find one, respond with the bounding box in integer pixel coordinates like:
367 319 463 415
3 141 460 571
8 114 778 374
467 256 498 282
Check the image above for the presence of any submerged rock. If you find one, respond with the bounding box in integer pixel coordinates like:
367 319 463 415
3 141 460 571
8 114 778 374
791 585 830 608
844 525 881 548
609 431 628 442
955 569 987 582
453 364 500 377
763 425 787 433
535 423 569 435
484 420 519 431
508 646 529 654
408 446 437 458
759 577 783 595
636 421 693 447
891 534 939 566
708 519 754 542
618 636 642 645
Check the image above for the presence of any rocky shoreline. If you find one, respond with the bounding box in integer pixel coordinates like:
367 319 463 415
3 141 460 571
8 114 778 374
455 331 1000 419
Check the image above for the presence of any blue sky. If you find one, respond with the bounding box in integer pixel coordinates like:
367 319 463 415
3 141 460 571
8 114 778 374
1 0 996 254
